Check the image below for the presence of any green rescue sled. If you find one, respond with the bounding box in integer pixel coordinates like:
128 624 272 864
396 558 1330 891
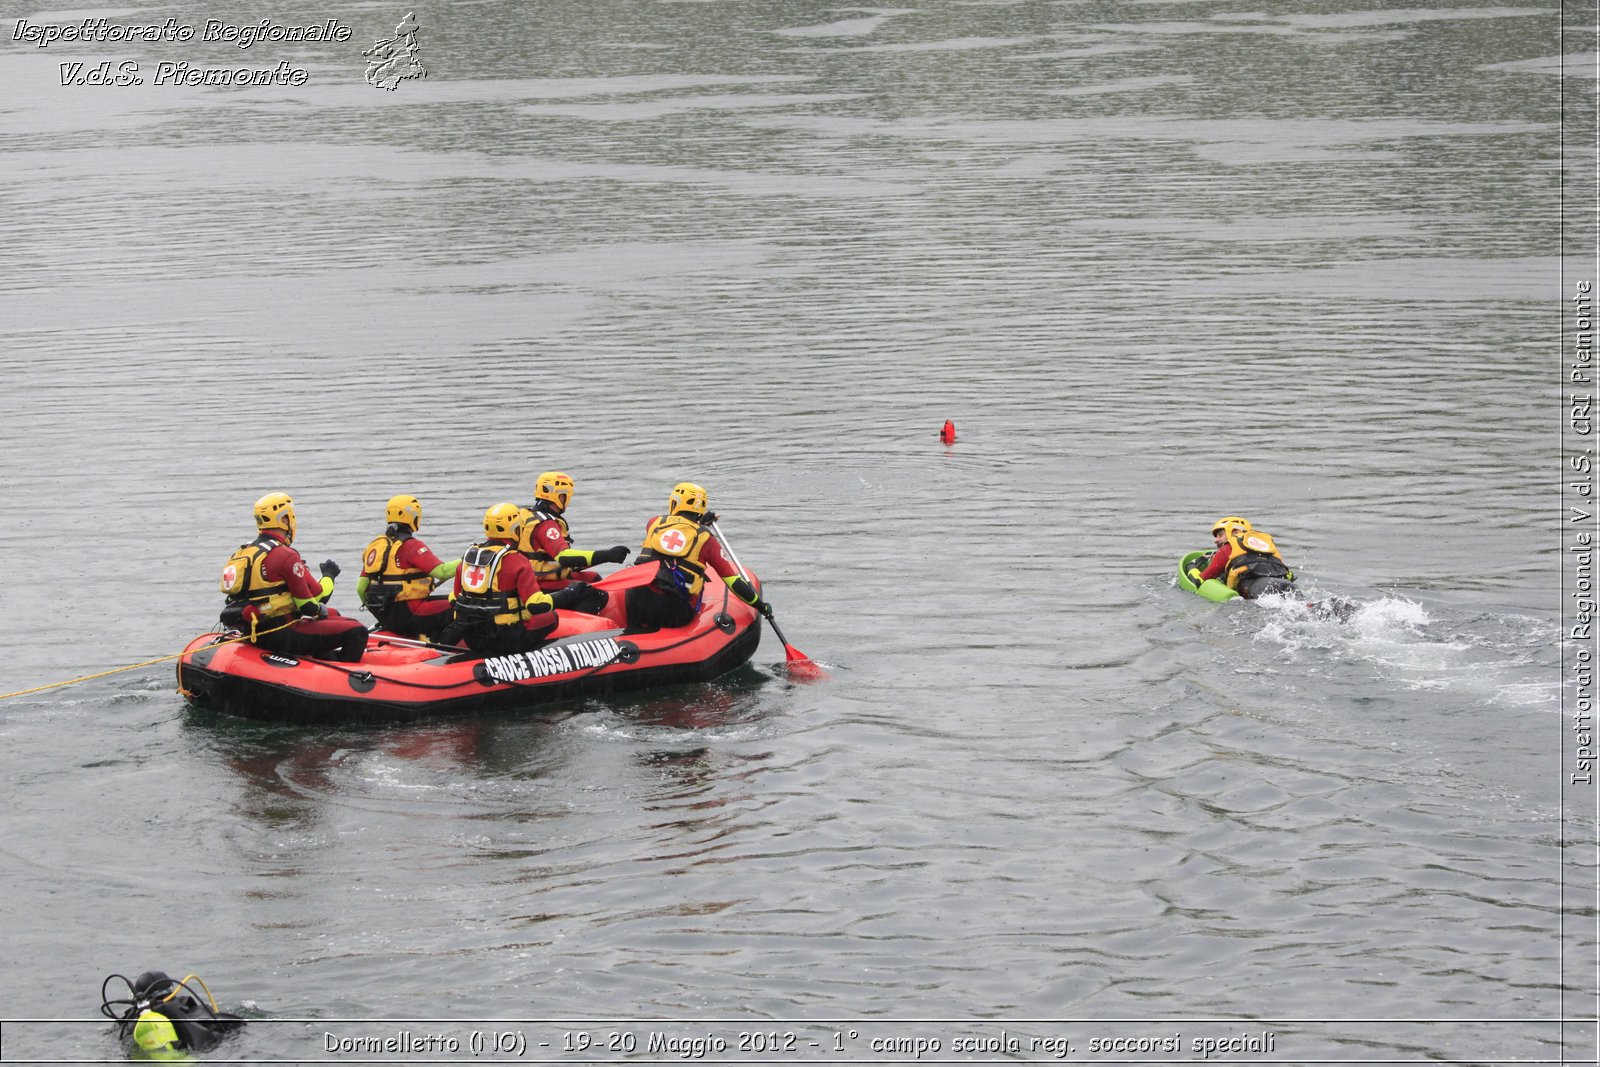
1177 551 1240 603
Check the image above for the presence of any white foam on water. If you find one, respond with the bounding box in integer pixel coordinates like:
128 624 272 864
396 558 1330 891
1347 596 1432 632
1250 593 1557 712
575 714 767 746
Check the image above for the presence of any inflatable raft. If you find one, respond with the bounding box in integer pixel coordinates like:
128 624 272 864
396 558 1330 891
1176 550 1241 603
177 563 761 724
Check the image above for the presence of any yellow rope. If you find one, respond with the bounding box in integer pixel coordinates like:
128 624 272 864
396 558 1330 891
0 619 296 701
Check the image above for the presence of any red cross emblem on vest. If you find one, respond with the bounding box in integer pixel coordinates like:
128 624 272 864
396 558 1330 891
660 528 687 553
463 563 488 588
221 564 238 587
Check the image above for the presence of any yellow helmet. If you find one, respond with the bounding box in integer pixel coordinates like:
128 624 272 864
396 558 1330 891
1211 515 1252 537
253 492 297 543
533 471 574 512
483 502 524 541
667 481 708 517
386 494 422 531
132 1011 181 1053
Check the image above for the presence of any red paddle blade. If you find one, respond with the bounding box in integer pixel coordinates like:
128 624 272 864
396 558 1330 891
781 645 829 680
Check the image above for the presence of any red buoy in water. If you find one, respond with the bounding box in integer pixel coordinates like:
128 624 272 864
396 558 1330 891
939 420 956 445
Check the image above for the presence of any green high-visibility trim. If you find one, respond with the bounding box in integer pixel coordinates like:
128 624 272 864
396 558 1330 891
293 575 335 609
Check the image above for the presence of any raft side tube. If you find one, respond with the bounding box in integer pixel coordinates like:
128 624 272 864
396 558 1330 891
176 583 762 724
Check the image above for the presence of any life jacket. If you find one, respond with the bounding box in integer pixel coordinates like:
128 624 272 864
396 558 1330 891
360 530 432 609
518 504 574 581
220 534 294 621
453 542 528 627
638 515 712 601
1225 528 1292 590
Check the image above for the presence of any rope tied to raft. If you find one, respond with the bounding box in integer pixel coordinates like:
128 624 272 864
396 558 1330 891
0 620 298 702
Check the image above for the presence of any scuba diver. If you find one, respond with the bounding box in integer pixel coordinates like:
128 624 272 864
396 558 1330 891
517 471 629 590
357 494 460 639
102 970 244 1059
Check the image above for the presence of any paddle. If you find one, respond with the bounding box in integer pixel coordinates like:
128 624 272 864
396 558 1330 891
708 519 826 679
368 633 464 653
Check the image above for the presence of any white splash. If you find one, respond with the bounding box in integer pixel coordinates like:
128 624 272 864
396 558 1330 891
1248 593 1556 712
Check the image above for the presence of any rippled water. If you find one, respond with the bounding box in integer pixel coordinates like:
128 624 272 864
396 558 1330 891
0 1 1590 1062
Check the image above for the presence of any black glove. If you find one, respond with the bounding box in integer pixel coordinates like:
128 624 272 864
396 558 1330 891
600 545 629 565
319 559 341 579
698 512 719 527
758 600 775 620
548 582 591 611
299 600 328 618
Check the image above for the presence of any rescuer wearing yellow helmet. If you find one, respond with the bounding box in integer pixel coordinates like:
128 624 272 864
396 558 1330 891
624 482 771 633
441 502 605 654
517 471 630 589
356 494 461 639
1186 515 1253 586
1186 515 1297 598
219 493 367 661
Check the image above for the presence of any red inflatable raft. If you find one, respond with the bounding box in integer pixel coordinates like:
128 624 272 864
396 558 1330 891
176 563 762 724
